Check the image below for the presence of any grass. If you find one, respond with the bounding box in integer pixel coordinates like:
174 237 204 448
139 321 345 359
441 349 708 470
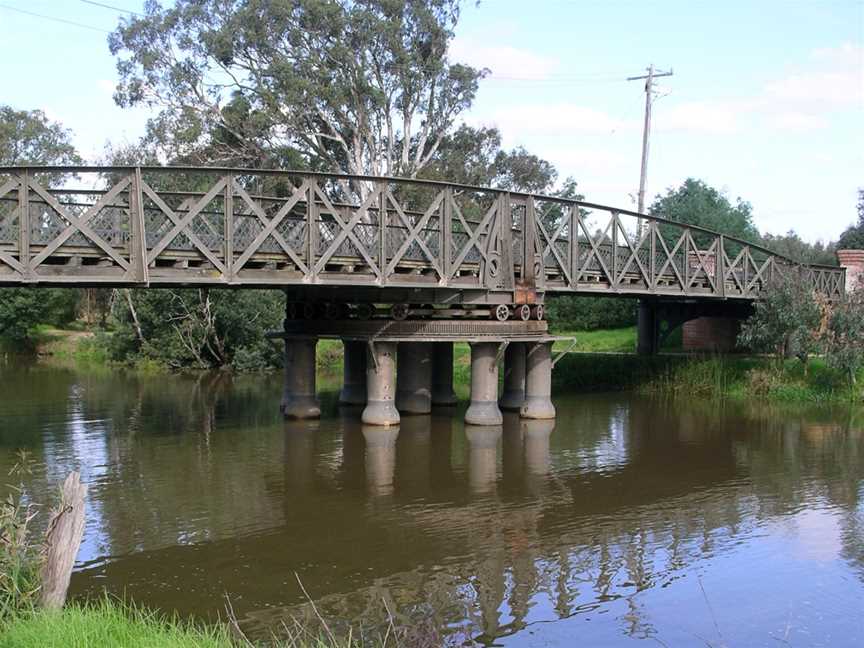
0 600 233 648
640 356 863 404
552 326 637 353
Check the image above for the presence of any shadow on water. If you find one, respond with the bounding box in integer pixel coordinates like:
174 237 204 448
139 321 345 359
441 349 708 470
0 364 862 646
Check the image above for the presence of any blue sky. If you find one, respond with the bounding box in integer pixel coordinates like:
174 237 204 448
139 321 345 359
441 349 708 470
1 0 862 242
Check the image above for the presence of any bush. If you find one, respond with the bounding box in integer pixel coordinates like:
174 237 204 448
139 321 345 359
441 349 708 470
546 295 636 331
110 289 284 371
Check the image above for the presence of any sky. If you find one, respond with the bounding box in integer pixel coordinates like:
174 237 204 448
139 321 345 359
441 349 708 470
0 0 862 243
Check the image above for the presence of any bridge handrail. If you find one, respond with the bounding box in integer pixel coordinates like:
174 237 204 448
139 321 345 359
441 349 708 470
0 164 839 271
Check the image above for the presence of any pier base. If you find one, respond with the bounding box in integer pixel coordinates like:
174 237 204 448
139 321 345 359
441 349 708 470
499 342 526 412
465 342 503 426
431 342 457 406
361 342 400 426
396 342 433 414
339 340 367 405
520 342 555 420
281 338 321 419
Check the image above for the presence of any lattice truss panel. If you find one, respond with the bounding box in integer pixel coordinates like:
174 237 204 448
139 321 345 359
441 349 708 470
0 170 135 282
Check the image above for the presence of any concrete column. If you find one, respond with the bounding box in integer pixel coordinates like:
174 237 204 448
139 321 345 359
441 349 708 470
465 424 502 495
362 425 399 497
499 342 526 411
281 338 321 419
520 342 555 420
431 342 457 406
339 340 367 405
361 342 400 426
465 342 503 426
637 300 658 355
396 342 433 414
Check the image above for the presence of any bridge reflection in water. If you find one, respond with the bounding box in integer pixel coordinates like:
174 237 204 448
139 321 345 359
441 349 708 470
0 366 854 645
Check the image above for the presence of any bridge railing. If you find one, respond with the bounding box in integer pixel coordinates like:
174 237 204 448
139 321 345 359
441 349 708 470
0 166 845 300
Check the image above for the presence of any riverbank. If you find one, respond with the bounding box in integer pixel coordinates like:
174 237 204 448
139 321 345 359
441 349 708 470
5 325 862 405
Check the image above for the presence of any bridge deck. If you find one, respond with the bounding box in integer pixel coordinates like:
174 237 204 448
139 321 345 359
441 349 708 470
0 166 845 303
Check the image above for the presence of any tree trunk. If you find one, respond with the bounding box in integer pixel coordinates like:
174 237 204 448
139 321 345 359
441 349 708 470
40 472 87 610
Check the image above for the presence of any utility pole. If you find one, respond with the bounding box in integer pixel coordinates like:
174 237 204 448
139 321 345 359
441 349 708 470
627 64 673 234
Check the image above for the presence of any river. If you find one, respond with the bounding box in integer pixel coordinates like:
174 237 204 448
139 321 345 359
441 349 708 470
0 362 862 646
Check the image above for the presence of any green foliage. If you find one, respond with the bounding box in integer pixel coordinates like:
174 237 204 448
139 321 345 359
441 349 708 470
110 289 284 371
641 356 853 404
0 106 81 167
762 230 837 266
0 452 41 625
650 178 761 248
837 189 864 250
0 598 233 648
0 289 78 347
109 0 484 177
546 296 636 332
823 283 864 389
738 274 822 364
422 125 559 193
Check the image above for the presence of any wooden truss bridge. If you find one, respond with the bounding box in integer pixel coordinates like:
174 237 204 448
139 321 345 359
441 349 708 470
0 166 844 305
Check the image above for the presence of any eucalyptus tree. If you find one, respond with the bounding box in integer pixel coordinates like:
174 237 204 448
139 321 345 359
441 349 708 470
109 0 485 182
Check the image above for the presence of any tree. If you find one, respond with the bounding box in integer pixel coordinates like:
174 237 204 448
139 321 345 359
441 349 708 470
110 289 284 370
0 106 81 167
762 230 837 266
837 189 864 250
109 0 484 181
649 178 761 248
420 124 561 193
738 273 822 367
822 281 864 391
0 107 82 346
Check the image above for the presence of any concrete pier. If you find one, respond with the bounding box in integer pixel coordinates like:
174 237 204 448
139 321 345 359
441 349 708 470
637 300 658 355
499 342 526 412
520 342 555 420
431 342 457 406
465 342 503 426
361 341 400 426
281 338 321 419
339 340 367 405
396 342 433 414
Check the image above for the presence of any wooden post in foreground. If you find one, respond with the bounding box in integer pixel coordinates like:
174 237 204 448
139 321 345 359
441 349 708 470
40 471 87 610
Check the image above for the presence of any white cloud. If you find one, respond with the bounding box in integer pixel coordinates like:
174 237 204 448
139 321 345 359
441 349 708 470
763 43 864 111
449 38 560 80
772 112 829 132
655 101 740 134
480 103 634 138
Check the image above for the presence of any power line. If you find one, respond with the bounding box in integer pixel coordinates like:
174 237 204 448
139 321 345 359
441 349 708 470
80 0 144 17
0 3 111 33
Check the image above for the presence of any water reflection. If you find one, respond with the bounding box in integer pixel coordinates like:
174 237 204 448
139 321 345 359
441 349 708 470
0 365 862 646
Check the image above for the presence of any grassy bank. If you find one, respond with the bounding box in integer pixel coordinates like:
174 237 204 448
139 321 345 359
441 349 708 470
640 356 863 404
0 601 231 648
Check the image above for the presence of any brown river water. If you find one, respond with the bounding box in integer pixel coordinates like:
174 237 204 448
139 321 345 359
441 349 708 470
0 362 862 646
